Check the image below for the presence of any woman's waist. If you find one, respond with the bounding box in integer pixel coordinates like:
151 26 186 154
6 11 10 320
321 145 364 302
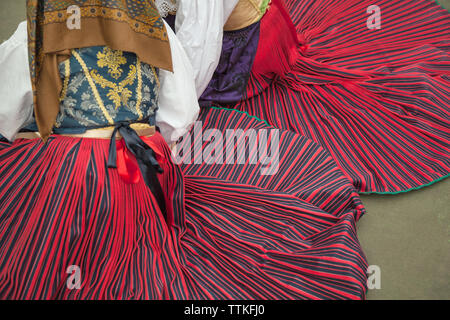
17 122 156 140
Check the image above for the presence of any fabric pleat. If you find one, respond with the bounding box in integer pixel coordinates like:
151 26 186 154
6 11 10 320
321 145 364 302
231 0 450 193
180 107 365 221
0 109 368 299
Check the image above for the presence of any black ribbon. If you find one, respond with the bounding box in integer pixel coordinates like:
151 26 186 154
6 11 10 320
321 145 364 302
107 122 167 221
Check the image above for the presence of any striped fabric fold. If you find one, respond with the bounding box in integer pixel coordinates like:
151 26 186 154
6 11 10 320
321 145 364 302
233 0 450 193
0 110 368 299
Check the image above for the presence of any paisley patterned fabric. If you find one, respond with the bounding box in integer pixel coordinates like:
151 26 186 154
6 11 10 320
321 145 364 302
23 46 160 134
26 0 172 141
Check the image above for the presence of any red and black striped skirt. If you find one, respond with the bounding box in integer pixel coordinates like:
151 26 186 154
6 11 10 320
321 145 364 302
234 0 450 193
0 110 368 299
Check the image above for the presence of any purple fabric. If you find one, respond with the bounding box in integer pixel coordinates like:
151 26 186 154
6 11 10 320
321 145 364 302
200 21 260 106
164 14 176 31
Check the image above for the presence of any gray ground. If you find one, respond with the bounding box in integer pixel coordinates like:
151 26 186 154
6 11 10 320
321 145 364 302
0 0 448 300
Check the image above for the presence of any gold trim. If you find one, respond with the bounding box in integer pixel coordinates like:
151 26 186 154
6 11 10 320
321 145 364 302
59 59 70 102
72 49 115 125
16 123 155 140
42 6 168 42
136 57 143 120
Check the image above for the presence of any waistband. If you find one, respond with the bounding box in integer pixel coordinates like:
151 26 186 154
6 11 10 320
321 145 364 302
16 123 155 140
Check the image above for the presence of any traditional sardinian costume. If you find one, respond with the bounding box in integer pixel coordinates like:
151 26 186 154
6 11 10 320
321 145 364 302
0 0 369 299
195 0 450 193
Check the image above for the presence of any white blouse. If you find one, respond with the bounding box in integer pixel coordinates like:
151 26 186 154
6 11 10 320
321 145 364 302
158 19 199 144
175 0 239 97
0 21 33 141
0 20 199 144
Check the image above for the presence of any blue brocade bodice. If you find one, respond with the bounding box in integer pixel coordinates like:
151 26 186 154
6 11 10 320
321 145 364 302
23 46 160 134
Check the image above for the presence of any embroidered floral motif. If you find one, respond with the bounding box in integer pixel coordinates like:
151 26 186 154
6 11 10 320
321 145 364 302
91 64 137 109
48 46 160 133
97 47 128 79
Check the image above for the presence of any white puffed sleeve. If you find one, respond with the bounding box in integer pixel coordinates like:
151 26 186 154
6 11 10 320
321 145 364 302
175 0 239 97
156 20 199 144
0 21 33 141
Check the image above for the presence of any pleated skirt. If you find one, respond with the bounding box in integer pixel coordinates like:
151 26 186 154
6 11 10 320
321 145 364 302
0 111 368 299
231 0 450 193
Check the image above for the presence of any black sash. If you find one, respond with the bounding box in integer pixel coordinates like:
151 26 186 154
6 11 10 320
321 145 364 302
107 123 167 221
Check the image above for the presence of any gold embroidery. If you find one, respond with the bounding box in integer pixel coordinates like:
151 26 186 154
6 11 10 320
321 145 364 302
72 47 145 124
72 50 115 125
90 64 138 110
136 57 143 120
59 59 71 102
97 47 127 79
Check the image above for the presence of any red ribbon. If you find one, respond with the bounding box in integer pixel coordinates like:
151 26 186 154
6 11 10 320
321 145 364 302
115 135 165 185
